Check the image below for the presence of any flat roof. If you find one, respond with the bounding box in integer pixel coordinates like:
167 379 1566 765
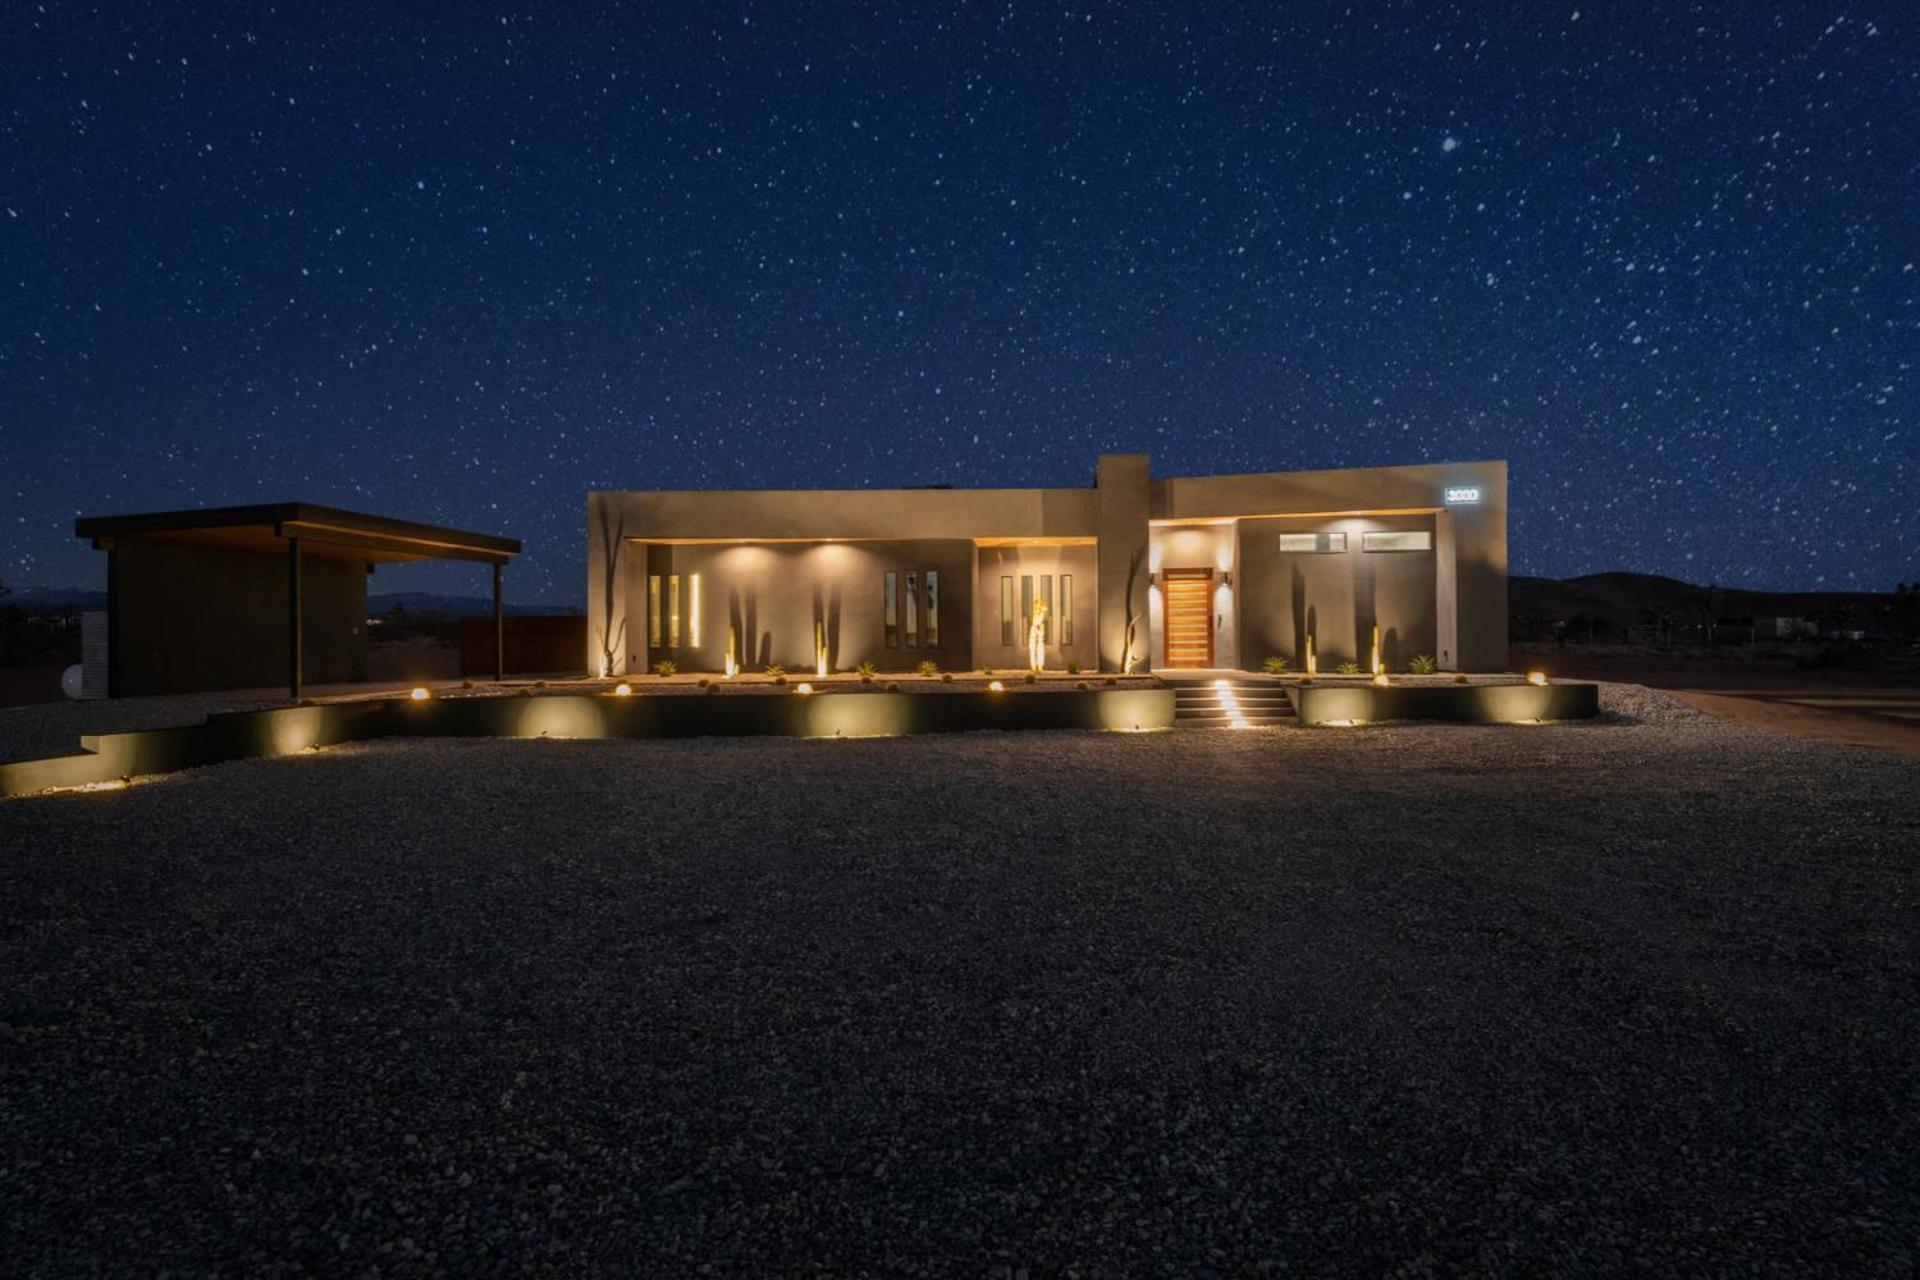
74 502 521 565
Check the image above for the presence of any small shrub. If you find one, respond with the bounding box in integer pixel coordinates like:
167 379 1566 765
706 684 720 695
886 681 900 692
917 659 939 677
1409 654 1438 675
654 660 678 677
772 674 788 685
941 672 954 683
1023 672 1037 684
982 667 995 676
1065 659 1081 675
764 663 785 678
1104 676 1117 686
1076 680 1089 690
1335 661 1361 676
535 679 548 688
461 679 474 689
1262 655 1289 675
856 660 879 681
697 677 711 688
1453 672 1469 684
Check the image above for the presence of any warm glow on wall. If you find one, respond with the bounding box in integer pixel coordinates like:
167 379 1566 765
689 572 702 647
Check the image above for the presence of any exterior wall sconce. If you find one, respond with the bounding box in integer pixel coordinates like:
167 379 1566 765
1147 571 1158 588
1220 571 1233 587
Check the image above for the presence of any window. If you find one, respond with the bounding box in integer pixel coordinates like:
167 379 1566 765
904 571 919 647
884 572 899 648
1279 532 1347 553
1000 576 1015 645
1362 530 1433 553
1020 576 1033 644
647 575 662 646
667 574 682 647
688 573 701 648
925 570 939 646
1060 574 1073 645
1039 574 1052 644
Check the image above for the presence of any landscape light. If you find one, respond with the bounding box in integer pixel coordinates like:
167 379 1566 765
988 680 1005 692
1371 672 1390 687
409 687 430 701
1527 671 1549 686
614 683 632 697
796 682 814 695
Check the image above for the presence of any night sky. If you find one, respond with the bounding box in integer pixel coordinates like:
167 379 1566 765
3 4 1913 603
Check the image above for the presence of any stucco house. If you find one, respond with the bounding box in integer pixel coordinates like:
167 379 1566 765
587 454 1507 677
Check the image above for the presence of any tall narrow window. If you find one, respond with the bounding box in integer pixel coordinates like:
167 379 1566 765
1020 576 1033 645
667 574 682 648
904 571 919 647
884 571 899 648
1060 574 1073 645
648 575 662 647
1000 576 1015 646
924 570 939 647
688 573 702 648
1039 574 1053 644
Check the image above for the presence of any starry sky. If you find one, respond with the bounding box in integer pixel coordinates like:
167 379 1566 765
2 3 1913 603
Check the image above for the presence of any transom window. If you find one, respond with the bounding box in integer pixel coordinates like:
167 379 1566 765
1278 532 1347 553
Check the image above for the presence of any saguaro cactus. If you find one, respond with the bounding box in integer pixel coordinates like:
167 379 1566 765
1305 634 1317 676
814 620 829 678
1027 598 1048 673
725 624 739 678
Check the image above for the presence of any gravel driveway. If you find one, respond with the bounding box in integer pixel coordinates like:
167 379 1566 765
2 686 1915 1275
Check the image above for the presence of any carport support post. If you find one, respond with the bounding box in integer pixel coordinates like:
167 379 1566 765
287 535 303 701
492 561 504 682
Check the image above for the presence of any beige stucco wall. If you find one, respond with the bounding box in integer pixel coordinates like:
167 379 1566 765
973 544 1099 671
1236 513 1440 671
627 539 974 674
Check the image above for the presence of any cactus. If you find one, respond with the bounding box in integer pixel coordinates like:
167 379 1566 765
814 620 828 678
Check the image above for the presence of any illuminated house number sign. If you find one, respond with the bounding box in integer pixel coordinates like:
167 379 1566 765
1444 486 1482 505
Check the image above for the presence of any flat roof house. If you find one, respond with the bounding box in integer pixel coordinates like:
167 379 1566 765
588 454 1507 677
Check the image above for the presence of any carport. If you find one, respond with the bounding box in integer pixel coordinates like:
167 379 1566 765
74 503 521 699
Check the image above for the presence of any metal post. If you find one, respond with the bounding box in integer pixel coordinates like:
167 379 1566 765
288 535 303 701
492 561 504 682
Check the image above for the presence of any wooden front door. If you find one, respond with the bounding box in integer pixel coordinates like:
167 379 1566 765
1161 568 1214 668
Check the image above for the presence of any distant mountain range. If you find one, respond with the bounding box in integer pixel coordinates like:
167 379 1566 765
1510 572 1892 633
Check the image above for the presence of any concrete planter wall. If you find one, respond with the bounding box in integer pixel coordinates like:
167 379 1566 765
1292 681 1599 726
2 688 1175 798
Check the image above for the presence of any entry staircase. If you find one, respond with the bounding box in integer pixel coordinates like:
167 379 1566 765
1164 677 1295 729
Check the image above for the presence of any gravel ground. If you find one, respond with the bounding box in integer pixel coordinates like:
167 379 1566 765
2 685 1916 1276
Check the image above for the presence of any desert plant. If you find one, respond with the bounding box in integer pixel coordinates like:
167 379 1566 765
1065 659 1081 675
461 678 475 688
772 674 788 685
1335 661 1361 676
764 663 785 679
1027 598 1048 672
886 681 901 692
725 625 739 677
940 672 954 683
706 683 720 694
1104 676 1117 686
1262 655 1288 675
654 659 677 677
1409 654 1438 675
856 660 879 681
1453 672 1469 684
982 666 995 676
697 677 711 688
593 499 628 678
1023 672 1037 684
917 659 939 677
814 620 829 678
1076 681 1089 690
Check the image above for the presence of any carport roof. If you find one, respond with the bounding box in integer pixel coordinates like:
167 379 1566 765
74 502 521 565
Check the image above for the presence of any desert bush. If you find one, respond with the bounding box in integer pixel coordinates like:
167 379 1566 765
706 683 720 694
856 660 879 681
917 659 939 677
654 659 677 677
764 663 785 678
1024 672 1037 684
1104 676 1117 686
1409 654 1438 675
1335 661 1361 675
1065 660 1081 675
697 677 710 687
1076 680 1089 690
1262 655 1288 674
941 672 954 683
886 681 900 692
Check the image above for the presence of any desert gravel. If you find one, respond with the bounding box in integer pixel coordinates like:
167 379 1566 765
1 684 1916 1275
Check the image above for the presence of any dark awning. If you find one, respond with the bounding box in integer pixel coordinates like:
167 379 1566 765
74 502 520 565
